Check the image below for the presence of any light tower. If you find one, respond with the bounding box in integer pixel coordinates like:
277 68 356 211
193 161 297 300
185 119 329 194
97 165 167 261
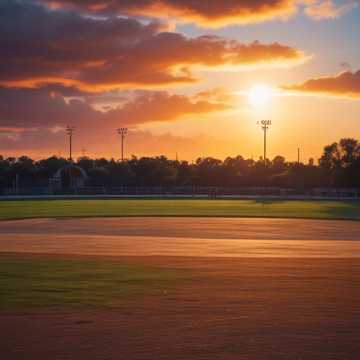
117 127 128 161
257 120 272 167
297 147 300 165
66 125 76 162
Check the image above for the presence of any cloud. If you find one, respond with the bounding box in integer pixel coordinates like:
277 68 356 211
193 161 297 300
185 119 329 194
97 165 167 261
304 0 357 20
0 1 308 91
107 91 229 126
0 84 233 157
38 0 357 27
0 127 67 155
39 0 300 26
0 87 100 129
0 85 235 158
283 70 360 98
0 86 230 130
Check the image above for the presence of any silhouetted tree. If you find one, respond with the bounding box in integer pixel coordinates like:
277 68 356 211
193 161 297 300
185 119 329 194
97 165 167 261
1 138 359 190
319 138 360 187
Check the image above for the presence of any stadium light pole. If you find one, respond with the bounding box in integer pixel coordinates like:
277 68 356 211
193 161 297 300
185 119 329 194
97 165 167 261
66 125 76 162
117 127 128 161
257 120 272 167
298 147 300 165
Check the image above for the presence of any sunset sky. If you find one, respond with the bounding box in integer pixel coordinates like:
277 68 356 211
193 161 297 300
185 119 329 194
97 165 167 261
1 0 360 162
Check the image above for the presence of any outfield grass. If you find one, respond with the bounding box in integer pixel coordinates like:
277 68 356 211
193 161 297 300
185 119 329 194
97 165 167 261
0 199 360 221
0 255 182 309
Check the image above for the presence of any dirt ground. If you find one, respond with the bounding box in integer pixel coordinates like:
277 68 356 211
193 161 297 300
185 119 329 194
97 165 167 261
1 218 360 359
1 217 360 257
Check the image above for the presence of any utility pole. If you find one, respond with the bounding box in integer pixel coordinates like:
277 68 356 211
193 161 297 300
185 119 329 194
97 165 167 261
297 147 300 165
66 125 75 162
117 127 128 161
257 120 272 167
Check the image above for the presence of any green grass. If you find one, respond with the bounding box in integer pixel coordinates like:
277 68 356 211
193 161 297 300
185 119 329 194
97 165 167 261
0 199 360 221
0 255 182 309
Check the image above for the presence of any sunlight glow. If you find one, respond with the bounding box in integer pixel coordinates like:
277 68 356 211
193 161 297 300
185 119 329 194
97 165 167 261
248 84 273 108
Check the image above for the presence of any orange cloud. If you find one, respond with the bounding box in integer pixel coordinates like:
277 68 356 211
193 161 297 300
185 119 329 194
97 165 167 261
39 0 357 27
0 86 230 130
75 37 308 90
0 87 232 157
304 0 357 20
0 2 308 91
39 0 298 26
193 87 235 103
105 91 230 126
283 70 360 98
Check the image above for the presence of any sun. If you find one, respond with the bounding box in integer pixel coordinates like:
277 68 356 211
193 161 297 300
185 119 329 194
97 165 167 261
248 84 272 108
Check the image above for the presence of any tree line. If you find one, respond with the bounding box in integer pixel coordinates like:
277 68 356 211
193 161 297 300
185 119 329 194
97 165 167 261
1 138 360 189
